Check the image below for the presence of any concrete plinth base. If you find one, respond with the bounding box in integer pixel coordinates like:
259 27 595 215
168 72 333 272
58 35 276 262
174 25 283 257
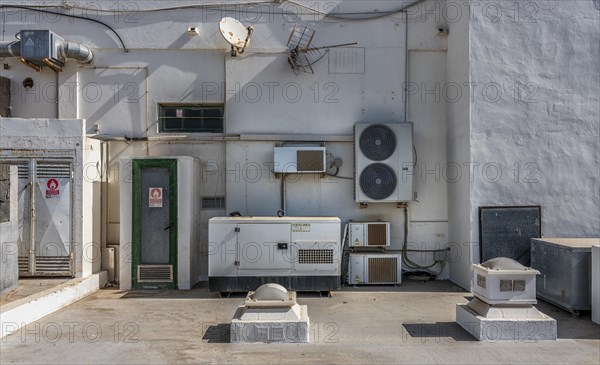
230 304 309 343
456 299 557 341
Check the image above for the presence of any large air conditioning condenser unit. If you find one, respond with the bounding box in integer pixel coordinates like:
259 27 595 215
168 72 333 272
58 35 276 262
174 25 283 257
354 123 413 203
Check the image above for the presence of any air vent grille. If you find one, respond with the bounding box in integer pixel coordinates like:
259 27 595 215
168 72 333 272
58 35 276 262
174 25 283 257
368 257 398 283
298 249 334 264
137 265 173 282
367 224 388 246
19 256 71 275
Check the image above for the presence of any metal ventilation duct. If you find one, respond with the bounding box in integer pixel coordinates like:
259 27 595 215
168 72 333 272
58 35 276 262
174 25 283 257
0 30 93 71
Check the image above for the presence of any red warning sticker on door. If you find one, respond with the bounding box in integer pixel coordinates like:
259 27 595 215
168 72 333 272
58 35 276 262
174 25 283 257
46 178 60 198
149 188 163 208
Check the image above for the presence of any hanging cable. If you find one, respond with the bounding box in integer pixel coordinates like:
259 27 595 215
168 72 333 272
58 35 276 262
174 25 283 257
401 204 439 270
0 5 128 52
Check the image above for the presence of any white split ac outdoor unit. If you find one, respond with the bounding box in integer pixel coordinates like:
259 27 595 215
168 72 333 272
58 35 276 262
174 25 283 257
273 146 326 173
348 222 390 247
349 253 402 285
354 123 413 202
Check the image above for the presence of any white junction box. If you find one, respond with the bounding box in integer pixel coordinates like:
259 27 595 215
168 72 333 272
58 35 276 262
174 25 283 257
593 245 600 325
273 146 327 173
349 222 390 247
472 258 539 305
209 216 341 292
349 253 402 285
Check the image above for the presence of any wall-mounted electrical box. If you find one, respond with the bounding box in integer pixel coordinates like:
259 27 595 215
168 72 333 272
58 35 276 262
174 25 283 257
349 253 402 285
349 222 390 247
273 146 326 173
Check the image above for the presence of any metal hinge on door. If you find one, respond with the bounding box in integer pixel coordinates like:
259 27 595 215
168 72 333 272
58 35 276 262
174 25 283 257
234 227 240 232
234 260 240 266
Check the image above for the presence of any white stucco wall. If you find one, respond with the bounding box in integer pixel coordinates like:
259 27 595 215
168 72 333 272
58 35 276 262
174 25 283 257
469 1 600 260
445 2 471 290
5 1 594 289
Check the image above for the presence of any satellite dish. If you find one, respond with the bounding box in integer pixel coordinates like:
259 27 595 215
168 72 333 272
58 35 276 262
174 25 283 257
287 24 359 75
219 17 254 56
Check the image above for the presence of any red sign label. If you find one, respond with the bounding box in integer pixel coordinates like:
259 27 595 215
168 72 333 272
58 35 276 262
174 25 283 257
46 178 60 198
149 188 163 208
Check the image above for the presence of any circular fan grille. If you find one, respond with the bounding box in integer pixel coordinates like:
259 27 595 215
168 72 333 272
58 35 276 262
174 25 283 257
359 124 396 161
359 163 397 200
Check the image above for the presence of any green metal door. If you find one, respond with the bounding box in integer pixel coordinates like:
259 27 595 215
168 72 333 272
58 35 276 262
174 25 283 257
132 159 178 289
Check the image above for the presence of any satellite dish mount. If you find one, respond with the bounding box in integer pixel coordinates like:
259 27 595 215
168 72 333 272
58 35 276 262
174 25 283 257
219 17 254 57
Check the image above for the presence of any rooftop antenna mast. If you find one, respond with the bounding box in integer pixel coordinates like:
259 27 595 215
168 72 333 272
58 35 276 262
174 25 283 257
287 24 358 75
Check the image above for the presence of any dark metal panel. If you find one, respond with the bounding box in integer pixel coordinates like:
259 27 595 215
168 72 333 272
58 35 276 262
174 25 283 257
140 167 170 264
208 276 341 292
479 206 541 266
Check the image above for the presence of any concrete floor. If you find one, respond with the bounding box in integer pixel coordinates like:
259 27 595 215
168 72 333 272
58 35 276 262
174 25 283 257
1 280 598 364
0 278 70 306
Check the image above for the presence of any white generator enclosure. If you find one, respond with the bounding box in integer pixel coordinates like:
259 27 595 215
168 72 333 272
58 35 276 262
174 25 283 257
349 222 391 247
119 156 200 290
349 253 402 285
209 216 341 292
354 123 413 203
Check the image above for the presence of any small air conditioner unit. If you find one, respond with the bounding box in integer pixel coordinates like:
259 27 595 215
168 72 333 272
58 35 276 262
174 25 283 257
348 222 390 247
273 146 327 173
349 253 402 285
354 123 413 202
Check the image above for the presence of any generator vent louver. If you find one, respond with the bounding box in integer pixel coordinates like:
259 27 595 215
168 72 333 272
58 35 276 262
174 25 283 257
298 249 334 264
367 256 398 283
137 265 173 282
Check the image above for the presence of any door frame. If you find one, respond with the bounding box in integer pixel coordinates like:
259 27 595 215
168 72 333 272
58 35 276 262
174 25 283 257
131 159 178 289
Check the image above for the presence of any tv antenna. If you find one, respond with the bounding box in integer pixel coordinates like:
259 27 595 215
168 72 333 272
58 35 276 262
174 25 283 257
287 24 358 75
219 17 254 56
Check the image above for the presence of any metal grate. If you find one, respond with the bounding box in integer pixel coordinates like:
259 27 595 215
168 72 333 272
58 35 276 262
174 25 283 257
18 164 71 178
19 256 71 275
296 150 324 172
202 196 225 210
137 265 173 282
18 256 29 272
367 223 388 246
368 257 398 283
298 249 334 264
477 274 487 288
500 279 526 292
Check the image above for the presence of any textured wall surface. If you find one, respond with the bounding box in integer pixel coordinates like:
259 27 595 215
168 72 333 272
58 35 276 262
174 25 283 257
469 1 600 253
0 165 18 294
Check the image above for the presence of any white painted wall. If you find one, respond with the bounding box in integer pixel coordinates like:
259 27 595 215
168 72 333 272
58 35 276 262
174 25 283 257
0 166 19 294
469 1 600 263
445 2 471 290
5 1 596 289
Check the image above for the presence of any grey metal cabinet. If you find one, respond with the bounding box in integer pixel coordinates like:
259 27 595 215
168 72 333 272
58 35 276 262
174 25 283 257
531 238 600 314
